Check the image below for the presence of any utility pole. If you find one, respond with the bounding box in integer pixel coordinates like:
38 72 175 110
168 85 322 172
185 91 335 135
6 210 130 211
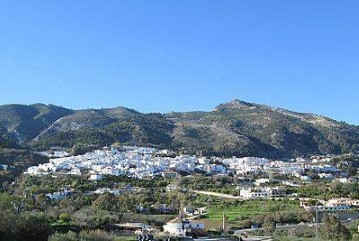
315 203 319 241
222 211 226 233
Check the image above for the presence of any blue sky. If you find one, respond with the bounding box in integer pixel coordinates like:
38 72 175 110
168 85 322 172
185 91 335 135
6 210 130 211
0 1 358 124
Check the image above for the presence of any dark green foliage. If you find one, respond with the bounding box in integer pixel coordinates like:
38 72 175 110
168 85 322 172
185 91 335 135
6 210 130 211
0 104 73 142
92 193 119 211
297 183 328 198
130 113 174 146
297 181 359 199
0 128 18 149
263 216 276 235
71 207 120 228
34 129 113 149
11 213 52 241
0 193 52 241
0 193 15 240
169 100 359 157
321 214 351 240
1 101 359 158
33 108 174 150
71 143 100 156
49 230 121 241
0 148 49 184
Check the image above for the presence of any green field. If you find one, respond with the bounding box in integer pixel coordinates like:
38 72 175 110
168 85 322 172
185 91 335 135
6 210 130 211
206 199 300 221
275 238 328 241
198 198 301 229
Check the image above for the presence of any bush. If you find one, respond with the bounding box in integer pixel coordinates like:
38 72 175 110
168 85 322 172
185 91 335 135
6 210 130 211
11 213 52 241
49 230 120 241
59 213 71 223
49 231 78 241
321 214 351 241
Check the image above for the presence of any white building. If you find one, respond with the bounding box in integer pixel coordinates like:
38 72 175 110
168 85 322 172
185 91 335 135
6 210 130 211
45 188 75 200
255 178 271 186
240 187 286 199
163 219 205 237
303 204 350 213
166 184 179 192
89 174 103 181
300 199 351 213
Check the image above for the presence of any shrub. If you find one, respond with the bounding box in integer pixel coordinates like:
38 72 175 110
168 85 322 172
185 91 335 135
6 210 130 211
49 230 120 241
59 213 71 223
11 213 52 241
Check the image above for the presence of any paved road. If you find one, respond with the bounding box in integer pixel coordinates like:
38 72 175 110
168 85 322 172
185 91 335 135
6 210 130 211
191 190 248 200
242 237 272 241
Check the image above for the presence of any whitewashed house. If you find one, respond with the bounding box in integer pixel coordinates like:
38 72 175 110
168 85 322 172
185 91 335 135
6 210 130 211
163 219 205 237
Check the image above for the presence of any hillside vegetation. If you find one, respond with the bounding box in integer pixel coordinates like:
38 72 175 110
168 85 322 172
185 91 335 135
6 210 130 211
0 100 358 158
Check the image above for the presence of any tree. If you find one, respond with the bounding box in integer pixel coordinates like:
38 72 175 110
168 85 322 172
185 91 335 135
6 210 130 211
92 193 118 211
71 207 120 228
262 216 276 236
59 213 71 223
11 213 52 241
321 214 350 241
0 210 13 241
0 193 17 240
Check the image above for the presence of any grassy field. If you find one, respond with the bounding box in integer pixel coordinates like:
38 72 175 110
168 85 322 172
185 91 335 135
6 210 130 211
275 238 328 241
206 199 300 221
198 198 300 229
116 236 137 241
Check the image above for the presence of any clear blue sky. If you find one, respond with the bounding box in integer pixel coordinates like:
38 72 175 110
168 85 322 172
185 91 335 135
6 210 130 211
0 1 358 124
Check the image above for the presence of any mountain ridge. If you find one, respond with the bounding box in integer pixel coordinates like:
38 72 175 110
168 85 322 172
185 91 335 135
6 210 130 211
0 100 358 158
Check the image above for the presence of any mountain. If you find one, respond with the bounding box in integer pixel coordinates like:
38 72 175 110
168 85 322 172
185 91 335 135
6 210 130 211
0 104 73 146
168 100 359 157
0 100 358 158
